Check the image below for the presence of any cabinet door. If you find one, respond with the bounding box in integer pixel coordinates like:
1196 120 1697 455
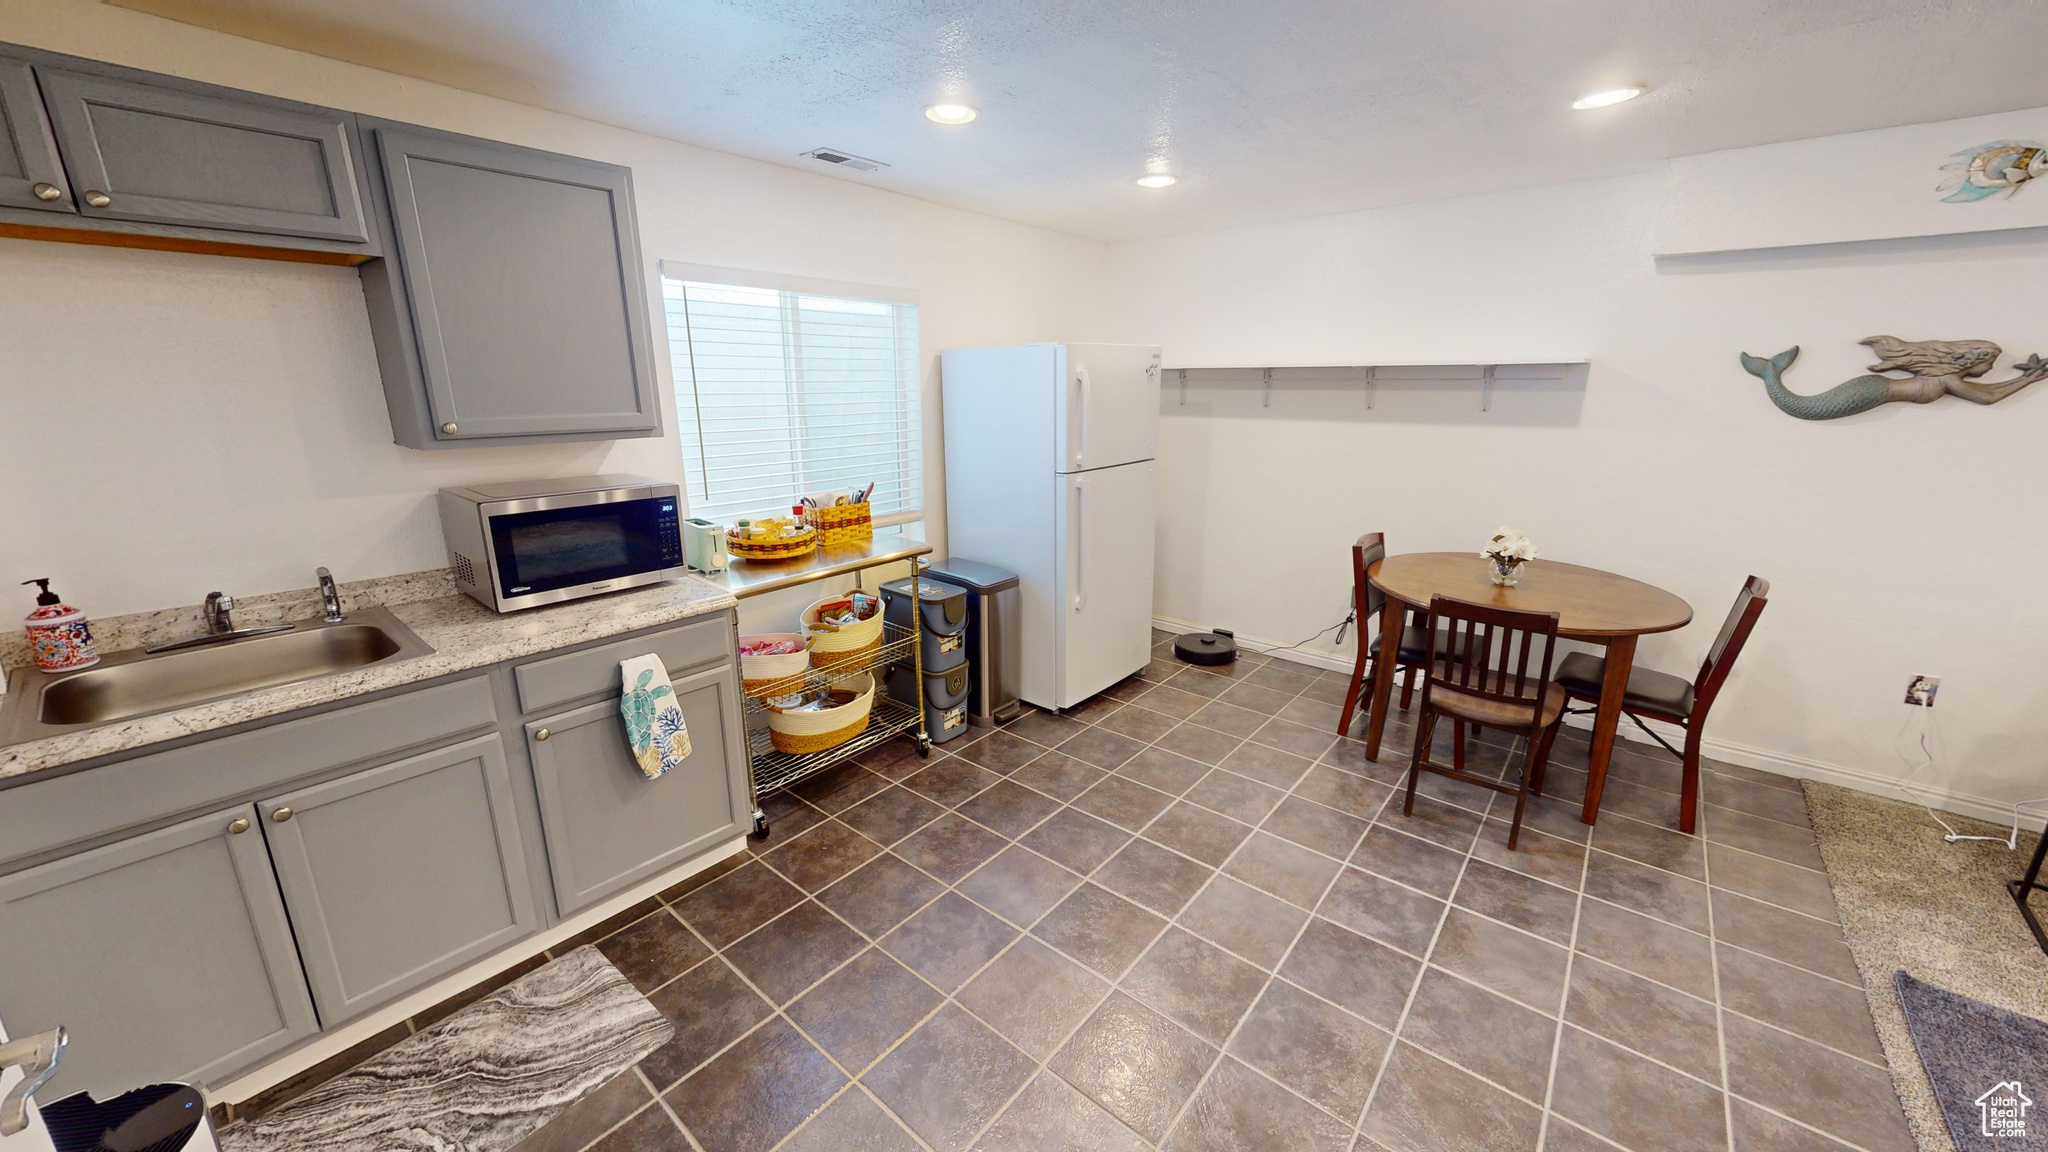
0 805 317 1098
34 67 367 242
374 125 661 441
260 734 539 1024
527 663 747 915
0 60 71 213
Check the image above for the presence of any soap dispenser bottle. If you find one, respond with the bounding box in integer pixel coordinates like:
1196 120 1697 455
21 578 100 672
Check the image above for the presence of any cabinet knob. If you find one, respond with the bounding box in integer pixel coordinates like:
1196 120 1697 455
534 728 551 741
227 817 250 835
271 807 294 822
82 190 111 208
441 422 459 434
31 182 61 201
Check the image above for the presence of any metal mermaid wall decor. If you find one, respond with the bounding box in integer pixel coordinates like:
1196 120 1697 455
1939 141 2047 202
1737 337 2048 420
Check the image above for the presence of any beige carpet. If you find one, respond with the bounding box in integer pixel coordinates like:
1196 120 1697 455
1803 782 2048 1152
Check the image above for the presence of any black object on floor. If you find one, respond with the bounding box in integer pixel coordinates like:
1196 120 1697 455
2008 815 2048 957
41 1083 206 1152
1173 630 1237 665
1896 970 2048 1150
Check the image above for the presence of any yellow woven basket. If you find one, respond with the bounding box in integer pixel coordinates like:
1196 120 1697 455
765 674 875 754
803 502 874 547
727 523 818 561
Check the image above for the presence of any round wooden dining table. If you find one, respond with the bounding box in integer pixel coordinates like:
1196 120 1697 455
1362 553 1693 825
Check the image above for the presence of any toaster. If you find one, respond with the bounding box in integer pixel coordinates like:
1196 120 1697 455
682 518 729 573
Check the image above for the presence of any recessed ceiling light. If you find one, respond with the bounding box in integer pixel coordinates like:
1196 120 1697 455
1571 86 1645 110
1136 173 1177 188
925 103 978 125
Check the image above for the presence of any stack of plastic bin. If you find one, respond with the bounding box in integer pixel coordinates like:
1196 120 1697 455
881 575 971 743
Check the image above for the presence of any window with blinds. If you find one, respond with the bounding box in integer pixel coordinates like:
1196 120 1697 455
662 272 921 526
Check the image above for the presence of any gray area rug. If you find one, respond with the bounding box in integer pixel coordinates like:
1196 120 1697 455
217 946 672 1152
1806 781 2048 1152
1897 972 2048 1151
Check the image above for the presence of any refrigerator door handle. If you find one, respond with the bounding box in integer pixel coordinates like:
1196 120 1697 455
1073 367 1090 470
1071 479 1086 612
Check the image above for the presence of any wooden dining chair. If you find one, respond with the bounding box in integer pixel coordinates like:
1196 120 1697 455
1404 596 1569 850
1555 575 1769 834
1336 533 1442 738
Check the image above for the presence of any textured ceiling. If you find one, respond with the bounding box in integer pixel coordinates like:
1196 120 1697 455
111 0 2048 240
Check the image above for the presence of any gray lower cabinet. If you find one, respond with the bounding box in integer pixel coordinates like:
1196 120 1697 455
33 66 368 243
526 663 748 915
259 733 539 1024
0 60 69 212
365 121 662 447
0 803 318 1101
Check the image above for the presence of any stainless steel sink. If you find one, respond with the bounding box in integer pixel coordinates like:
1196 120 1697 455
2 606 433 741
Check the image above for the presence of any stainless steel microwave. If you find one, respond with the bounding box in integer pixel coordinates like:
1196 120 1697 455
438 475 685 612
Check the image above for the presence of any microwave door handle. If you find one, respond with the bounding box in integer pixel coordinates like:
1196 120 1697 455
1071 479 1086 612
1074 367 1090 471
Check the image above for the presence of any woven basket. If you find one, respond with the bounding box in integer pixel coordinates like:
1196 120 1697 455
765 674 874 754
727 523 818 561
739 633 810 697
803 502 874 547
804 591 884 670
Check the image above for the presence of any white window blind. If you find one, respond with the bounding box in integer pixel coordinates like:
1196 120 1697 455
663 274 921 526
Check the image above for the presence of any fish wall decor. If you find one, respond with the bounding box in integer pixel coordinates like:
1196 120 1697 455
1737 337 2048 420
1939 141 2047 202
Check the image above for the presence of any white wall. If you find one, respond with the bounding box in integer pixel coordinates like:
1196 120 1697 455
1094 172 2048 815
0 0 1103 625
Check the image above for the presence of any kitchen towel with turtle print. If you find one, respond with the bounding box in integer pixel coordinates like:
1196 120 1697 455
620 654 690 779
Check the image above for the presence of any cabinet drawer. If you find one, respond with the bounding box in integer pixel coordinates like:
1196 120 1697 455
514 613 731 715
0 676 497 869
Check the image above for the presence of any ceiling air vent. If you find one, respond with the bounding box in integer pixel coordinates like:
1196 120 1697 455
802 148 888 172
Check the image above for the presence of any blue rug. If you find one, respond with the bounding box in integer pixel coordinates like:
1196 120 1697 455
1896 971 2048 1151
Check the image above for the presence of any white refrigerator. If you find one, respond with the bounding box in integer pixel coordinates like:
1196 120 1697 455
942 343 1161 711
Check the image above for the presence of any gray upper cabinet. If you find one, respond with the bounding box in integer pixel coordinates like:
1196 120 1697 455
526 663 748 915
0 60 70 212
34 67 368 243
0 804 318 1100
260 733 540 1024
364 122 663 447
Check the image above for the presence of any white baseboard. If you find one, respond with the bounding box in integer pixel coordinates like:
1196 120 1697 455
1152 614 2037 831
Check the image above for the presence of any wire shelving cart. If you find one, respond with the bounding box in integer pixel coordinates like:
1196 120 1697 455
706 533 934 838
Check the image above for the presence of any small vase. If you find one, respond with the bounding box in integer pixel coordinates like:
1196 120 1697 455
1488 556 1525 587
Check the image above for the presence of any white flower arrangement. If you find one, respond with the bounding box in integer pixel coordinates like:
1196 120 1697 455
1481 526 1539 564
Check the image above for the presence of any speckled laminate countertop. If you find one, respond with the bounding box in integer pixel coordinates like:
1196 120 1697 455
0 573 736 781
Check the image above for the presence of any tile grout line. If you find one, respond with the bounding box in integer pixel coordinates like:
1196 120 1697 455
1148 737 1395 1145
1350 726 1487 1141
1535 805 1595 1151
1704 772 1738 1152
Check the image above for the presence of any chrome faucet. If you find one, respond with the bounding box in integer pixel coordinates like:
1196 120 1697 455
203 591 235 633
147 591 297 654
317 568 344 622
0 1026 65 1136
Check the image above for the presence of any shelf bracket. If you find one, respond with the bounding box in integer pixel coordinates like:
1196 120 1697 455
1262 367 1273 409
1178 368 1187 407
1363 366 1376 410
1480 364 1496 412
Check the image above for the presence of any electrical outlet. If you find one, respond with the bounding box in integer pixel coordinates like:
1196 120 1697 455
1904 675 1940 707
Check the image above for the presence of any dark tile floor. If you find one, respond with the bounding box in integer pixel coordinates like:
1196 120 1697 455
511 635 1911 1152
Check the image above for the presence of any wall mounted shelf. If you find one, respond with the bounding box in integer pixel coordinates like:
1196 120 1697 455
1160 361 1589 411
